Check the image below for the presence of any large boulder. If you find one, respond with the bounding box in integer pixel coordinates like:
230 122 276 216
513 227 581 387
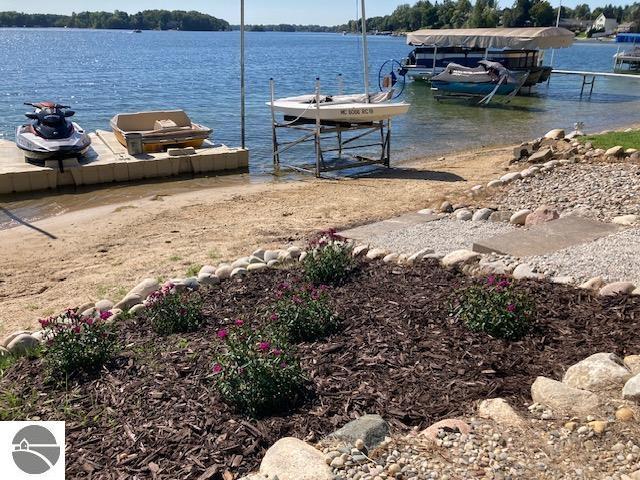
6 334 40 356
478 398 525 428
562 353 632 393
528 147 554 164
612 214 640 226
622 374 640 402
455 209 473 221
531 376 601 417
624 355 640 376
510 209 531 226
260 437 333 480
544 128 565 140
525 205 560 227
472 208 493 221
605 145 625 158
325 414 389 449
2 330 32 348
421 419 471 440
599 282 635 297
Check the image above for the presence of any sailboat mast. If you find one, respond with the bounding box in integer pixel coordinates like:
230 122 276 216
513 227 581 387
360 0 370 101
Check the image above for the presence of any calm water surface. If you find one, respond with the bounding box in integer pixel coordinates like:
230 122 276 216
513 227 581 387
0 29 639 225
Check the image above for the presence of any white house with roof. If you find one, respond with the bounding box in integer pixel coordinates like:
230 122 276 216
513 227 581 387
593 13 619 35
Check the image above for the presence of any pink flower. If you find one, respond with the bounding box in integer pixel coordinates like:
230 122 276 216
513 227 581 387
292 295 302 305
39 318 50 328
507 304 516 313
213 363 223 374
280 361 288 369
272 349 282 357
217 329 228 340
99 310 111 320
487 275 496 286
235 319 245 327
85 317 94 326
270 313 279 322
498 280 510 289
73 326 81 334
258 341 271 352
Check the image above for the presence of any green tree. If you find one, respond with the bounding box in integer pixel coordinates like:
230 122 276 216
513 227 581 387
530 1 555 26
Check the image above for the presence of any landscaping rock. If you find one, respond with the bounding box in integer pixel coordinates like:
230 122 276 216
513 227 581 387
366 248 387 260
0 346 9 357
613 214 640 226
599 281 635 297
487 179 503 188
352 245 369 258
129 304 146 316
531 376 601 417
6 334 39 356
562 353 632 393
622 374 640 401
512 263 544 280
2 330 32 348
510 209 531 225
31 330 46 343
251 249 266 261
528 147 554 164
248 263 268 273
95 299 114 312
326 414 389 449
579 276 606 291
489 211 512 223
260 437 333 480
525 205 560 227
383 253 399 264
455 209 473 221
197 272 220 286
231 267 247 278
129 278 160 299
544 128 565 140
440 201 454 213
616 407 635 422
264 250 282 263
115 293 142 311
287 246 303 259
624 355 640 375
500 172 522 183
472 208 493 221
408 248 435 263
231 257 251 269
441 250 480 268
478 398 525 428
267 259 280 268
421 419 471 440
249 256 264 264
605 146 625 158
199 265 216 276
215 265 233 280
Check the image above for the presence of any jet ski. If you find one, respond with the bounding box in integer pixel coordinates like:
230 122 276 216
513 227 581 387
16 102 91 163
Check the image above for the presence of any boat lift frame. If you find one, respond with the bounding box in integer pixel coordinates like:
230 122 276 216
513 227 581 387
269 78 392 177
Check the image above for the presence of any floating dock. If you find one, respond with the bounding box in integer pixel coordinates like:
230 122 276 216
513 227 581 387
0 131 249 195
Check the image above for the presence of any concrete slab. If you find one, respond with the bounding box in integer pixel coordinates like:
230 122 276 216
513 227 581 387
473 216 622 257
339 212 441 241
0 131 249 195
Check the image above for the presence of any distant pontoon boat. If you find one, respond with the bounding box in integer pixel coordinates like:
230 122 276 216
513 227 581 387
401 27 574 87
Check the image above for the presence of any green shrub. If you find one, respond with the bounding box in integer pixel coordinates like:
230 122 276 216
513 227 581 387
270 282 338 342
303 229 355 286
452 276 533 340
212 320 305 416
145 282 204 335
40 308 119 378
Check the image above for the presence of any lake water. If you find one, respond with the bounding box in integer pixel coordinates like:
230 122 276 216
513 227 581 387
1 29 639 175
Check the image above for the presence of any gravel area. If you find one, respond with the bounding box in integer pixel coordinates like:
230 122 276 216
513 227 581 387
326 417 640 480
366 218 516 255
527 228 640 286
494 163 640 221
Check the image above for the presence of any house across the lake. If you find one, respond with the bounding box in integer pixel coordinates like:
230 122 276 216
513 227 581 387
593 13 619 35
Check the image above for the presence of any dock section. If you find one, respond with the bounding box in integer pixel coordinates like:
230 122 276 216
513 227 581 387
0 131 249 195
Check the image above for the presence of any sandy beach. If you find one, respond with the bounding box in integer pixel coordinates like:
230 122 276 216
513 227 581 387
0 145 512 336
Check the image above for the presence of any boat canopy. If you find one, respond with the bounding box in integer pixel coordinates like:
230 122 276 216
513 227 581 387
616 33 640 44
406 27 574 50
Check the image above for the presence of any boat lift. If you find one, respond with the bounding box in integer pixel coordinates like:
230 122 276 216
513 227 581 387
551 70 640 97
269 77 392 177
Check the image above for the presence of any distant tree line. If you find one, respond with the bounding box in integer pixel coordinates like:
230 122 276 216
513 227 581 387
338 0 640 31
230 24 336 32
0 10 230 31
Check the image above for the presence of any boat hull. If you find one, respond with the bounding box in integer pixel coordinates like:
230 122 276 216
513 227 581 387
269 101 410 124
431 81 521 96
112 128 208 153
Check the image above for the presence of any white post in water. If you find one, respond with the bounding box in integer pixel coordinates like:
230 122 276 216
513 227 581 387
360 0 370 102
549 1 562 74
240 0 246 149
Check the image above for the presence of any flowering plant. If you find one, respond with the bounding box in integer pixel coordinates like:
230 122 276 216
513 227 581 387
302 229 355 286
451 276 534 340
145 282 204 335
270 282 339 343
212 320 305 416
40 308 118 378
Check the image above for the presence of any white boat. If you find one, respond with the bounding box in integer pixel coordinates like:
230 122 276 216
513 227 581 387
268 0 409 124
270 92 409 123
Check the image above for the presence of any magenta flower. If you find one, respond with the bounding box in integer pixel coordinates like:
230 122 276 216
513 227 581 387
507 304 516 313
73 326 81 334
272 348 282 357
235 319 245 327
498 280 510 289
99 310 111 320
213 363 223 374
258 341 271 352
270 313 279 322
217 329 228 340
487 275 496 286
85 317 94 326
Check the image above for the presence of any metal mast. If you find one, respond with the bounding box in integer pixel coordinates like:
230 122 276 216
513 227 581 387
360 0 370 102
240 0 246 148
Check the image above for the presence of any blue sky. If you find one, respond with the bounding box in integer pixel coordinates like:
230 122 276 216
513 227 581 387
3 1 634 25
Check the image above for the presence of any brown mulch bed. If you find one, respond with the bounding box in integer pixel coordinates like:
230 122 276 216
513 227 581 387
2 260 640 479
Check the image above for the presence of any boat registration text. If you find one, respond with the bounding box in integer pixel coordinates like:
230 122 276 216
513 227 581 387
340 108 375 116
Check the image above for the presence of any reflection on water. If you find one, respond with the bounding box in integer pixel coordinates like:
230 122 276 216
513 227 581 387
0 30 639 227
